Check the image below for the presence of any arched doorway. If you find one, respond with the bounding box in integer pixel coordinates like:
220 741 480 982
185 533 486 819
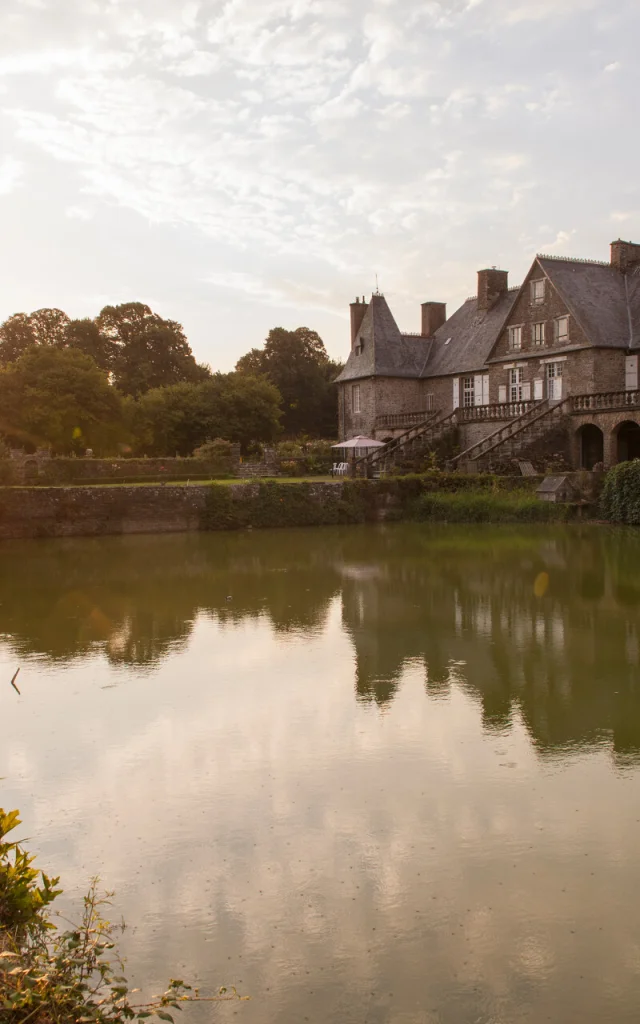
578 424 604 469
616 420 640 463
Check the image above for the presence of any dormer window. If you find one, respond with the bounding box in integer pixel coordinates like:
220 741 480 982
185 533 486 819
508 325 523 350
531 279 545 304
354 338 364 355
554 316 569 343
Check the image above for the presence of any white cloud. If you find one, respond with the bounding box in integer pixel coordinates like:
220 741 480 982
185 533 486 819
0 156 24 195
604 61 621 72
0 0 638 366
66 204 94 220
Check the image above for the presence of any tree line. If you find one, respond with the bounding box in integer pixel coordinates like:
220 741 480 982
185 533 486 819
0 303 342 456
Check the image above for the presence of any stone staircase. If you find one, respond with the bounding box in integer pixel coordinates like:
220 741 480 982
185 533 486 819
356 410 457 476
453 398 571 472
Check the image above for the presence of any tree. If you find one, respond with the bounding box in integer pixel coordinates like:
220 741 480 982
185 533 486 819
0 347 123 454
65 318 115 372
131 373 282 456
29 308 71 347
97 302 206 396
235 326 341 437
0 313 36 364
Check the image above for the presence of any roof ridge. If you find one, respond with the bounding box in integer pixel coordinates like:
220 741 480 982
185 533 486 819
537 253 611 267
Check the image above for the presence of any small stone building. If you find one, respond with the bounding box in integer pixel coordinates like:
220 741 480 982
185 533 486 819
336 239 640 472
536 475 579 503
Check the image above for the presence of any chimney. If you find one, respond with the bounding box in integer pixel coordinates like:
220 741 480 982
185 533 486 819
477 267 508 311
611 239 640 273
350 296 368 346
421 301 447 337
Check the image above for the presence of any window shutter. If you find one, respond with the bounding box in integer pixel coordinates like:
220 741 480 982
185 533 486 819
473 375 483 406
626 355 638 391
522 382 532 401
498 385 507 404
452 377 460 409
482 374 490 405
534 378 543 400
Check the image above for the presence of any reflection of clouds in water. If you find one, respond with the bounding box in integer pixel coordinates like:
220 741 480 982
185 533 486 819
3 529 640 1020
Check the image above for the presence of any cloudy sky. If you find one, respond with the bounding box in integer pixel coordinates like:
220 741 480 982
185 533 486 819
0 0 638 369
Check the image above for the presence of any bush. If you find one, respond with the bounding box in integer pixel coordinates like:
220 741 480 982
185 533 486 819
0 808 244 1023
192 438 233 461
600 460 640 524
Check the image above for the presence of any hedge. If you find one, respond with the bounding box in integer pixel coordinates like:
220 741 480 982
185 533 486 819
600 460 640 524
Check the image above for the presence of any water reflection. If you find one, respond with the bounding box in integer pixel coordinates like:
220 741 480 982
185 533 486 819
3 525 640 1024
2 526 640 765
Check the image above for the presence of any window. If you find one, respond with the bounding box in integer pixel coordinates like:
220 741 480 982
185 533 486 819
510 368 524 402
462 377 475 407
546 361 564 400
554 316 569 343
531 279 545 304
508 325 522 350
354 337 364 355
532 322 545 346
426 393 434 411
351 384 360 414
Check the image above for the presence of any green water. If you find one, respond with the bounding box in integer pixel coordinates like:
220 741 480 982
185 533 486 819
2 524 640 1023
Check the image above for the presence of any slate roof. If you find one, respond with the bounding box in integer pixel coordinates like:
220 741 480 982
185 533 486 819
425 289 519 377
537 257 640 349
337 256 640 386
335 294 432 382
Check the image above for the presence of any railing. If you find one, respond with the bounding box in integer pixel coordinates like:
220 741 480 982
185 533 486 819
452 400 552 464
354 409 457 474
570 390 640 412
456 400 536 423
375 410 434 429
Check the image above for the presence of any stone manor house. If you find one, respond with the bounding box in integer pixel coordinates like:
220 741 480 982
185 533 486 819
336 238 640 472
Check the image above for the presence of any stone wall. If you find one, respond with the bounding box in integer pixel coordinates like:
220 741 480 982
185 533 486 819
0 476 550 541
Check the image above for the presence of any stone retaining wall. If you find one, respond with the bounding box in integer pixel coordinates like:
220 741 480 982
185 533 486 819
0 474 585 542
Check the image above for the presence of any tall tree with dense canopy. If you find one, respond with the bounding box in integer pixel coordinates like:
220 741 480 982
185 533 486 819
0 347 123 454
97 302 207 396
235 327 341 437
0 313 37 364
130 373 282 456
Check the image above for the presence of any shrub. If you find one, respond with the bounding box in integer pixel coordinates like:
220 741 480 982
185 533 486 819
600 460 640 524
0 807 244 1024
192 438 233 462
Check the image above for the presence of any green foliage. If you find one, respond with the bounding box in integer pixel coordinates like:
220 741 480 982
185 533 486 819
0 809 245 1023
274 438 334 476
132 375 282 456
200 480 376 530
235 327 341 438
97 303 207 397
411 490 571 523
192 439 234 461
600 460 640 524
0 809 60 941
0 347 124 455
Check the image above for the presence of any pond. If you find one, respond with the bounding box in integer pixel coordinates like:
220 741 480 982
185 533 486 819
2 524 640 1024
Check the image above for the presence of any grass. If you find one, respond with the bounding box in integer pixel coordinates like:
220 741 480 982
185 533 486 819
411 490 572 523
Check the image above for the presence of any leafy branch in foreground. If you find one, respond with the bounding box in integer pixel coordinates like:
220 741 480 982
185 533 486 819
0 808 247 1023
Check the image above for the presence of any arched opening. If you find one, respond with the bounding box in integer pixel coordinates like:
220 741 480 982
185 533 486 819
616 420 640 463
578 424 604 470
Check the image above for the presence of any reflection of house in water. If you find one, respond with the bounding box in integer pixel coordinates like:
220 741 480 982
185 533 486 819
338 530 640 767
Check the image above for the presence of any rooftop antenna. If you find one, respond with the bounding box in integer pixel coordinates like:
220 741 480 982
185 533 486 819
375 273 380 295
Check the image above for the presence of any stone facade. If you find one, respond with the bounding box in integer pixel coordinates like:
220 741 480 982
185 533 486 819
336 238 640 471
